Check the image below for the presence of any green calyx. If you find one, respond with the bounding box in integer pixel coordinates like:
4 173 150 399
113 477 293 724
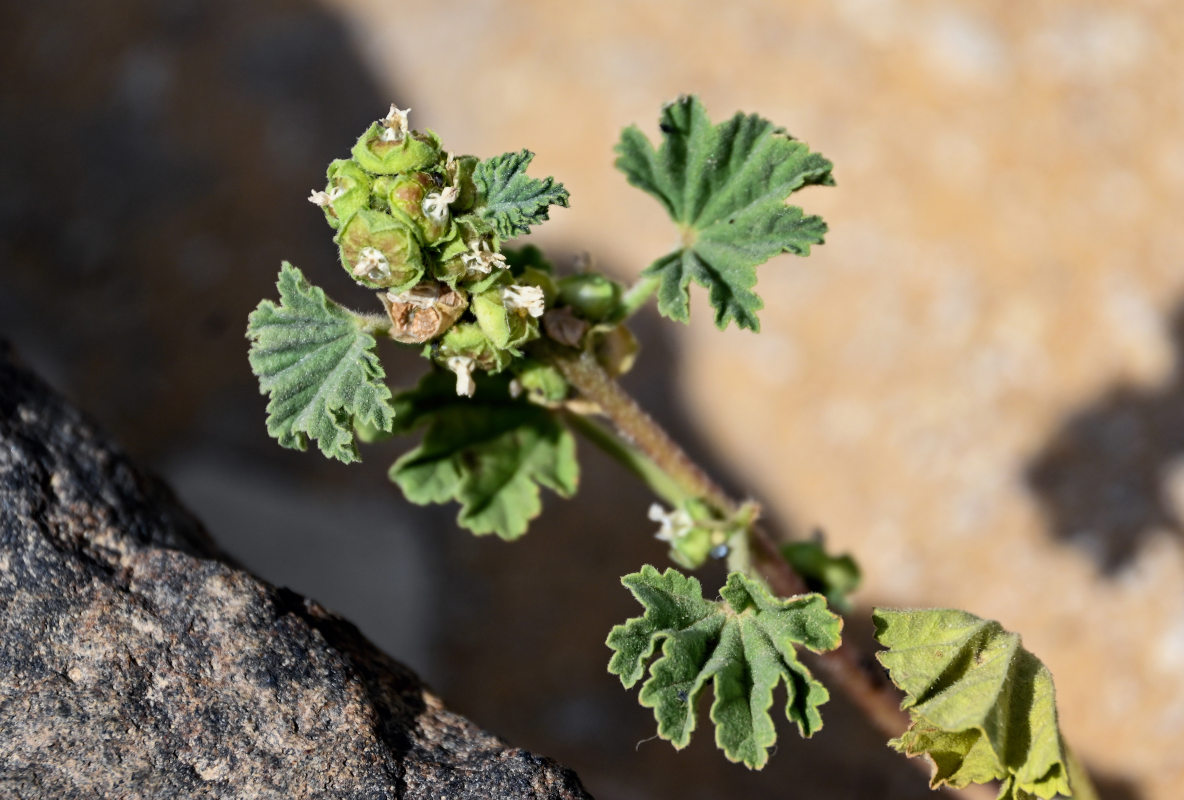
435 322 513 375
320 159 372 230
351 122 442 175
336 209 424 290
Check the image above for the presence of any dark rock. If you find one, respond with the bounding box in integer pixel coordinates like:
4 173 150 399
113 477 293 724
0 343 591 800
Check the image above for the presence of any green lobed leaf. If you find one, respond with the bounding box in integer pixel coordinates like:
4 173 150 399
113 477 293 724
388 370 578 539
472 150 570 239
615 95 834 331
607 566 842 769
873 609 1073 799
247 262 395 464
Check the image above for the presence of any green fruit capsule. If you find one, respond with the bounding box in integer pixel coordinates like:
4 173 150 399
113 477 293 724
388 172 454 244
351 122 443 175
472 287 539 350
557 273 621 322
315 159 371 230
335 209 424 290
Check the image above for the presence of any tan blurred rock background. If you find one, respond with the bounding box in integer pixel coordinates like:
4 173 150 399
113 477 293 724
3 0 1181 798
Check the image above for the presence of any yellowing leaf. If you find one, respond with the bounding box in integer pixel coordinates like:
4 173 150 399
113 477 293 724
873 609 1073 799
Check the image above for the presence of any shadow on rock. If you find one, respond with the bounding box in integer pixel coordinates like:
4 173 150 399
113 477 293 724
1027 300 1184 573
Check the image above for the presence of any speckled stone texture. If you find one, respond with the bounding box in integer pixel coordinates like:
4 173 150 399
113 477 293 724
0 344 590 800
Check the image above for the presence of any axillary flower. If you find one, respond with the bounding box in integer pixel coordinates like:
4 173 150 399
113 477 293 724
352 247 392 282
447 355 476 398
422 185 459 223
461 239 508 275
502 284 546 318
379 104 411 142
648 503 694 542
307 185 345 207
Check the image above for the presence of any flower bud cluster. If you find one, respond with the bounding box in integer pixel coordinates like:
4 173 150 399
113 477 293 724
310 105 551 397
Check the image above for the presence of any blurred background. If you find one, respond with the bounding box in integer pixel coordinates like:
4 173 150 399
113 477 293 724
3 1 1182 798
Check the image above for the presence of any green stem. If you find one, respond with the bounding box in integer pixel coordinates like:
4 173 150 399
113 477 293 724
563 411 690 509
547 347 736 515
355 312 392 337
616 274 660 320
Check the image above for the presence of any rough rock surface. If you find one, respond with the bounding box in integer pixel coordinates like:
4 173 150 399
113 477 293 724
0 344 590 800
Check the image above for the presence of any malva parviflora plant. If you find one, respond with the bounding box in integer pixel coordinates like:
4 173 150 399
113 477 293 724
246 97 1098 800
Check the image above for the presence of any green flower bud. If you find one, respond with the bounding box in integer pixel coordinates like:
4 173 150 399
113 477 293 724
558 273 622 322
351 123 442 175
513 360 568 403
668 526 713 570
436 322 513 373
369 175 396 213
317 159 371 230
336 209 424 290
472 287 539 350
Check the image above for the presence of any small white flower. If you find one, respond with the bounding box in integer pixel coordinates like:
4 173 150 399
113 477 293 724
386 283 441 309
352 247 391 282
648 503 693 543
422 185 459 222
502 284 545 318
460 240 508 275
379 103 411 142
508 378 523 399
447 356 476 397
307 185 345 206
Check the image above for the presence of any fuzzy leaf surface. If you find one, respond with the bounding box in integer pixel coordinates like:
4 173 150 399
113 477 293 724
607 566 841 769
616 95 833 330
472 150 570 239
389 370 578 539
873 609 1072 799
247 262 394 464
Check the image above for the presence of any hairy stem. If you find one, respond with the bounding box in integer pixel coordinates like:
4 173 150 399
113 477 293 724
355 311 392 337
563 411 690 509
549 348 735 514
617 274 660 320
546 344 999 799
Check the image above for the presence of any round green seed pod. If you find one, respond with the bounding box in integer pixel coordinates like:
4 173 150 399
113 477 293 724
388 172 453 244
351 123 442 175
335 209 424 290
319 159 372 231
557 273 622 322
